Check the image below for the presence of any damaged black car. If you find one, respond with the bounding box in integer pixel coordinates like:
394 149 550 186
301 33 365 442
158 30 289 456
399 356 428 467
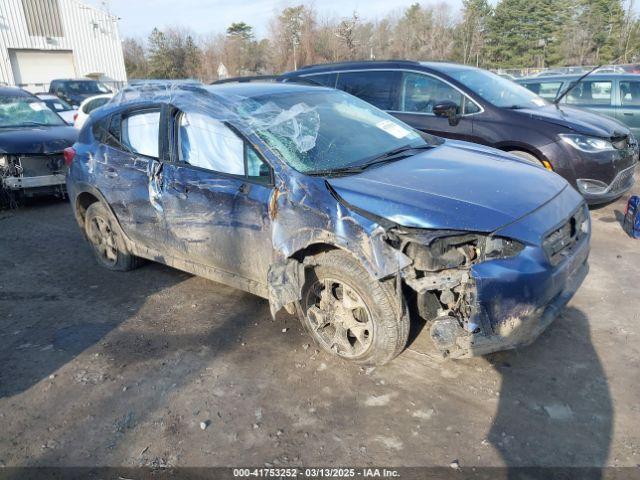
0 87 78 207
66 82 590 365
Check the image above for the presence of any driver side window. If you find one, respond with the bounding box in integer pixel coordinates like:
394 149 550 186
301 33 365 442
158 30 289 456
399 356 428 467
400 72 463 114
178 111 272 184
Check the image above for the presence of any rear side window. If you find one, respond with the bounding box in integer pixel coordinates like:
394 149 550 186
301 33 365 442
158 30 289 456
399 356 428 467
122 110 160 158
336 71 400 110
566 81 612 105
620 81 640 106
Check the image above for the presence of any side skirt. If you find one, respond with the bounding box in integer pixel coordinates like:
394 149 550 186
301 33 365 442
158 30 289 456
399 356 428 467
129 243 270 300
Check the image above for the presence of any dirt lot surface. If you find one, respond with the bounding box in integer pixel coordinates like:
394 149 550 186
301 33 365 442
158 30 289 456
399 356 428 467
0 188 639 470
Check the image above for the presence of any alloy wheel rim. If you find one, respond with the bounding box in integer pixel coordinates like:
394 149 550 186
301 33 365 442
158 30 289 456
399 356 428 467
305 278 373 358
89 216 118 265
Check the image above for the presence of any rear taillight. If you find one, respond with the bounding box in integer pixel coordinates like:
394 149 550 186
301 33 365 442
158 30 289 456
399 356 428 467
63 147 76 166
73 112 78 122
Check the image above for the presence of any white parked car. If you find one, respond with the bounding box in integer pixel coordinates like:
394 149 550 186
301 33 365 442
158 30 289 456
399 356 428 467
74 93 113 129
36 93 76 125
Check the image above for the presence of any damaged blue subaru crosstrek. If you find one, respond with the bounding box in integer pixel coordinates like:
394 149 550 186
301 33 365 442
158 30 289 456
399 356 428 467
66 82 590 365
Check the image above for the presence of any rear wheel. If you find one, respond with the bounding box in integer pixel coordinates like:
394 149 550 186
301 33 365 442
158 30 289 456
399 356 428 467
297 250 409 365
84 202 141 271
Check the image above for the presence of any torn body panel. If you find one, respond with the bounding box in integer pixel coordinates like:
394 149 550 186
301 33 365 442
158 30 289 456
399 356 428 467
265 171 412 315
397 186 590 358
68 81 591 362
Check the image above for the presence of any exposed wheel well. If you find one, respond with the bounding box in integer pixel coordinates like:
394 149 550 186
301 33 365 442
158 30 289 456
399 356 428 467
498 145 541 159
291 242 339 263
76 192 100 224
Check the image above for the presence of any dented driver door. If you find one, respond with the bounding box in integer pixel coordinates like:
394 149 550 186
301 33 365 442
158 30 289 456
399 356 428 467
160 110 275 284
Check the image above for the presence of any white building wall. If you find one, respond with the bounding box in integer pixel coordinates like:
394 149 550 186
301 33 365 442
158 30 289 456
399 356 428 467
0 0 126 90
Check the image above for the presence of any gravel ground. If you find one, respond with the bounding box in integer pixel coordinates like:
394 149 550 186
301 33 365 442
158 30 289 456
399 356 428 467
0 186 639 470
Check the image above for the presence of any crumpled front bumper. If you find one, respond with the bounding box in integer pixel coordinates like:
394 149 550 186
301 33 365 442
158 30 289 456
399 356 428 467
2 174 66 190
449 256 588 358
445 187 590 358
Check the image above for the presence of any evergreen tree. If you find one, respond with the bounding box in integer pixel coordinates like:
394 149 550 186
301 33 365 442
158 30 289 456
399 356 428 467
147 28 173 78
227 22 254 40
486 0 570 68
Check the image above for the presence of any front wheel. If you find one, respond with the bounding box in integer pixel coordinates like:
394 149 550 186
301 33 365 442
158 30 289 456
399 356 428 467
297 250 409 366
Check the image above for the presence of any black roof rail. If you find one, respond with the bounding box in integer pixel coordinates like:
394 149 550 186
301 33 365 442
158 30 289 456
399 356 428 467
212 75 279 85
297 59 421 70
211 75 325 87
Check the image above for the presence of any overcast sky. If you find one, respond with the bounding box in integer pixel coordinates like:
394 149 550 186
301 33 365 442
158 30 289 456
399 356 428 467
85 0 466 39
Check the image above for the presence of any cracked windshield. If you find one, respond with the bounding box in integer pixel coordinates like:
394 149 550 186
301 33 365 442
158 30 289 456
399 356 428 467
235 89 432 174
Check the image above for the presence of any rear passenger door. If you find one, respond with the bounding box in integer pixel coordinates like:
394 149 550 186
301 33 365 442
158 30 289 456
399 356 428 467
161 109 275 283
617 79 640 137
335 71 401 111
94 106 166 251
392 71 478 141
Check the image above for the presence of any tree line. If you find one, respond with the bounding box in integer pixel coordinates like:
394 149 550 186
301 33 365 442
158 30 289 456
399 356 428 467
122 0 640 82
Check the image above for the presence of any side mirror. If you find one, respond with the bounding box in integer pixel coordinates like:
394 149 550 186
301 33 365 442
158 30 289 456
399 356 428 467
433 100 461 126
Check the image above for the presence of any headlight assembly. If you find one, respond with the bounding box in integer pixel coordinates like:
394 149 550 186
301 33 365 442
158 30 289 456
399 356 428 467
0 155 7 167
559 134 615 153
405 233 525 271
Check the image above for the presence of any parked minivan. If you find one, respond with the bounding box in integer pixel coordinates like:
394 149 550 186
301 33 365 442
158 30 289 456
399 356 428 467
517 73 640 137
281 61 638 204
67 82 589 365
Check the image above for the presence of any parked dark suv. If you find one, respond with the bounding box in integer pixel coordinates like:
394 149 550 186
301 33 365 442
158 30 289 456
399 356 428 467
49 79 113 107
281 61 638 204
66 82 590 365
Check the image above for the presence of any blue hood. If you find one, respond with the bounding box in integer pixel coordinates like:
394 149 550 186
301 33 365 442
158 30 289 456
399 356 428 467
327 141 568 232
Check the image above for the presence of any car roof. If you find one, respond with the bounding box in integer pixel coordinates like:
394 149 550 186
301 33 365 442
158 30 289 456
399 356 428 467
93 81 330 123
285 60 421 75
284 59 484 77
50 78 102 84
518 73 639 82
0 86 35 98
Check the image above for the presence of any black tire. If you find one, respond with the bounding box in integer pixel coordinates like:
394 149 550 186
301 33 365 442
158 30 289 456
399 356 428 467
297 250 409 366
84 202 141 271
508 150 542 167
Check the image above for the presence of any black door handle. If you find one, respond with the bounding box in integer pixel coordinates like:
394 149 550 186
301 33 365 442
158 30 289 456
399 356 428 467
623 112 634 116
238 183 251 195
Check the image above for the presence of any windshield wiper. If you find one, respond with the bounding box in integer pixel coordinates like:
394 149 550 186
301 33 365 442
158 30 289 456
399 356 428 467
309 144 433 177
553 64 602 106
